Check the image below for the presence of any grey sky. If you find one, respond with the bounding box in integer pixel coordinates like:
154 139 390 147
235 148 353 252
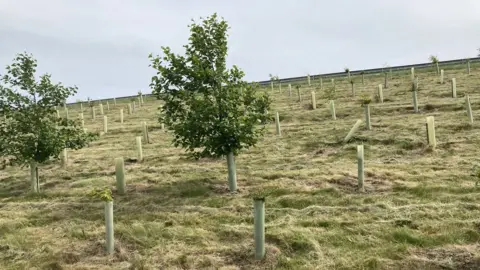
1 0 479 102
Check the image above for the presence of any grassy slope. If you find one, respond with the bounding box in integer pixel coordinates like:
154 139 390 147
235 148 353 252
1 64 480 269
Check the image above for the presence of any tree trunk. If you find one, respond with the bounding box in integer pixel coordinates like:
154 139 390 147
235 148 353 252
226 152 237 193
30 161 39 193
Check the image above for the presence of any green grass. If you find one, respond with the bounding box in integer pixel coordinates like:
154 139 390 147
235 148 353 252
1 64 480 269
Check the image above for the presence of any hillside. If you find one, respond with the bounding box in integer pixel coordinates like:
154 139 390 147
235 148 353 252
1 63 480 269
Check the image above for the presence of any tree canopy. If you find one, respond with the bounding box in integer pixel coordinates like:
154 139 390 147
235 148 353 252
149 13 270 159
0 52 97 191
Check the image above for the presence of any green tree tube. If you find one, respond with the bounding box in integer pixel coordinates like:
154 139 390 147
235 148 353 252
105 200 114 254
227 152 237 193
357 145 365 192
254 197 265 260
115 157 125 194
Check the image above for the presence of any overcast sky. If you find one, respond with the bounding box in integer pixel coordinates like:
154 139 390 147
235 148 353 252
1 0 479 102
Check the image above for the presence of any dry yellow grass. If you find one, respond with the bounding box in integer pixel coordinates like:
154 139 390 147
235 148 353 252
1 64 480 269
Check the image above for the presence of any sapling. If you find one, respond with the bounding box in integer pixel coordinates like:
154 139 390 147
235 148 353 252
288 84 292 96
344 67 351 81
142 121 150 144
465 94 474 124
227 152 237 191
411 67 415 81
350 80 355 97
429 55 440 75
253 197 265 260
440 69 444 84
103 116 108 133
100 103 104 115
412 77 419 113
88 187 114 254
357 145 365 192
467 59 471 75
138 91 144 104
360 95 372 130
80 102 83 112
149 14 270 193
426 116 436 149
132 101 136 112
378 84 384 103
120 109 124 123
136 136 143 161
319 77 323 90
329 100 336 120
269 74 279 91
296 85 302 102
451 78 457 98
113 97 116 106
0 53 98 192
311 91 316 110
106 101 110 111
384 72 388 88
426 122 429 145
79 113 84 129
324 82 336 101
268 74 274 91
275 112 281 136
307 74 311 86
115 158 126 194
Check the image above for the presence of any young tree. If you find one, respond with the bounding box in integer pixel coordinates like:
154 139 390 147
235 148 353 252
344 67 351 80
149 13 270 193
268 74 279 91
429 55 440 75
0 53 98 193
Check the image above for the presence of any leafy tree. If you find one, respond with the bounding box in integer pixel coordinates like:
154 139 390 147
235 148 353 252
268 74 279 91
429 55 440 75
87 97 95 107
0 52 98 193
149 13 270 193
269 74 279 82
